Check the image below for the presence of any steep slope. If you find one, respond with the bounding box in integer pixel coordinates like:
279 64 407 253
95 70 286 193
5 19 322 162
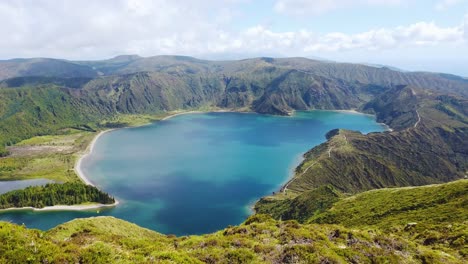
271 57 468 97
2 56 467 97
0 66 386 156
0 76 93 89
82 71 226 113
252 70 380 114
259 86 467 196
0 85 114 155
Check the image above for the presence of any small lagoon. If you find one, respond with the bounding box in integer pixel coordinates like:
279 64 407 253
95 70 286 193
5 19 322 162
0 179 53 195
0 111 386 235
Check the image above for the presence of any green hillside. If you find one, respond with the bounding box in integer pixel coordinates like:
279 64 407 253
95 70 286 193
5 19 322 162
255 86 467 199
0 55 467 262
1 180 466 263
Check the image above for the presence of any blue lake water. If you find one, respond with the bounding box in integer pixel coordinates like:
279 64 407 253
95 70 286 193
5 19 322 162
0 111 386 235
0 179 53 194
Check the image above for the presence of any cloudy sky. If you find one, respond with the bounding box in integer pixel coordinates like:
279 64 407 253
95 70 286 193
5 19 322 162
1 0 467 76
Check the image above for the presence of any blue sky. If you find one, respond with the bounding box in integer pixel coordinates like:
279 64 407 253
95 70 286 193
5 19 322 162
0 0 467 76
236 0 467 33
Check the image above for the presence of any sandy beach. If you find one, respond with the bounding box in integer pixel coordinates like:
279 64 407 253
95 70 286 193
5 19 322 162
331 109 372 116
331 109 394 131
161 110 204 120
74 110 231 192
75 129 115 186
161 109 235 121
0 200 119 212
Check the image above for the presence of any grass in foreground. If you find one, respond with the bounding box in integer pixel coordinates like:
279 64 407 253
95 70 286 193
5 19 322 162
0 180 465 263
256 180 468 260
0 214 464 264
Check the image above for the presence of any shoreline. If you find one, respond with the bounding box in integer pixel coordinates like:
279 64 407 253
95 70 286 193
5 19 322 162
0 200 120 212
161 110 205 120
1 108 394 214
328 109 394 132
71 109 239 210
161 109 240 121
74 108 391 214
74 129 116 187
74 110 236 187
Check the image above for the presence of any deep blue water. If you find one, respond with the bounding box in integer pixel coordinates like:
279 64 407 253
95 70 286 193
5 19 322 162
0 111 386 235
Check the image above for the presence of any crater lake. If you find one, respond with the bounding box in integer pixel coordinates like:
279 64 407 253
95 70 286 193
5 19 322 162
0 111 387 235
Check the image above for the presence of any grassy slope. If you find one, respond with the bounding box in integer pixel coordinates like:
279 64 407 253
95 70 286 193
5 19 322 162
0 181 465 263
256 180 468 260
310 180 468 260
255 185 342 223
0 213 464 264
310 180 468 228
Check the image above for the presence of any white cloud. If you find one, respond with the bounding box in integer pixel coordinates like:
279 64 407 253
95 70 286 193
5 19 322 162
223 21 465 55
435 0 464 11
0 0 466 61
274 0 405 15
0 0 240 59
464 14 468 39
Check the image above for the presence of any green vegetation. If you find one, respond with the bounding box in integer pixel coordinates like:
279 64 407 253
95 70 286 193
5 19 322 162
0 55 467 262
0 131 94 182
0 180 463 263
0 85 107 153
256 180 468 261
310 180 468 228
0 182 115 209
261 86 468 198
255 185 342 222
0 214 464 263
1 58 466 190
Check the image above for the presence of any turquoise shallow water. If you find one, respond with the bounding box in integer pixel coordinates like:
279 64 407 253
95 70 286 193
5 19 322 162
0 111 386 235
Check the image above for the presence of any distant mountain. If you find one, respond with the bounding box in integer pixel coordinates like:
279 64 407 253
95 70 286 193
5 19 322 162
0 58 98 80
1 55 467 97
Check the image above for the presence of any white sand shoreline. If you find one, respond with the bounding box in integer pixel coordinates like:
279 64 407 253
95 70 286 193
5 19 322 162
74 129 115 187
75 110 230 186
0 201 119 212
161 109 236 121
69 108 391 213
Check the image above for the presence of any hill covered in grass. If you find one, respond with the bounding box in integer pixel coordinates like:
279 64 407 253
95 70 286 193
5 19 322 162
1 180 466 263
257 180 468 262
